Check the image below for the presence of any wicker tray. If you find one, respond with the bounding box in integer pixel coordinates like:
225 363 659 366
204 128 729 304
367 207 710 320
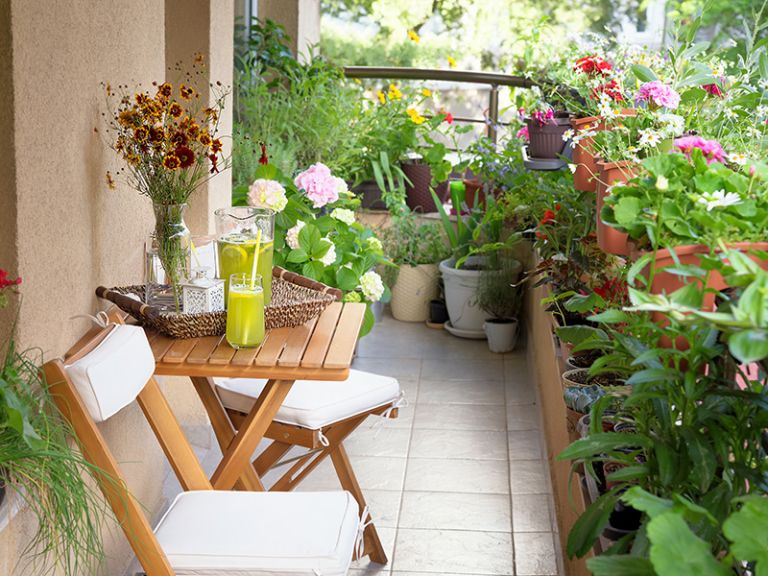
96 267 342 339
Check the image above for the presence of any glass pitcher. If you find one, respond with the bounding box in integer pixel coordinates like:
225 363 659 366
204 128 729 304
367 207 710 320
214 207 275 304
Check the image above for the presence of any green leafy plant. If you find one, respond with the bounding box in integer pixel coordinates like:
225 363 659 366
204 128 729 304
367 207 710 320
0 274 108 576
477 257 523 320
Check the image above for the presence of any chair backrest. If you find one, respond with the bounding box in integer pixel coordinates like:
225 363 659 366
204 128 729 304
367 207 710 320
43 311 213 576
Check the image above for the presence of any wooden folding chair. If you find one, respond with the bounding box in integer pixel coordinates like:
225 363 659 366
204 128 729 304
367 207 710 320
44 323 361 576
199 370 405 564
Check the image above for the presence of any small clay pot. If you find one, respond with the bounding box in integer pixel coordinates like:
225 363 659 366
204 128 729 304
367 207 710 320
595 160 638 255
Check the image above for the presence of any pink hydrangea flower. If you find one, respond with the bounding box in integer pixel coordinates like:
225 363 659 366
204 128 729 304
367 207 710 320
516 125 529 141
674 135 726 164
635 80 680 110
294 163 340 208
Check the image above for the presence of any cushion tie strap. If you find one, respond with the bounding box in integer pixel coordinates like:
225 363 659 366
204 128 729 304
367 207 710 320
372 391 408 437
71 311 111 328
355 505 374 559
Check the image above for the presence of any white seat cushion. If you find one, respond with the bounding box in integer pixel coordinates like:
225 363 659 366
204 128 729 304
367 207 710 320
155 490 359 575
215 369 401 429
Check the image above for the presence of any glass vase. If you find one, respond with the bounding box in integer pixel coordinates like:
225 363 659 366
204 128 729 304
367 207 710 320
145 203 191 313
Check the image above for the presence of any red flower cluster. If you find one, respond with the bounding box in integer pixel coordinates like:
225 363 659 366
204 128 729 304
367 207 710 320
442 111 454 124
703 83 724 98
593 276 628 305
531 109 555 127
591 79 624 102
535 204 561 240
0 269 21 289
574 55 612 76
259 142 269 166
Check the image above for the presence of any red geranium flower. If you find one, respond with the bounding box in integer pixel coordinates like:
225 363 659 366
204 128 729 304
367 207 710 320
540 209 556 225
591 79 624 102
575 55 612 76
0 269 21 289
443 111 454 124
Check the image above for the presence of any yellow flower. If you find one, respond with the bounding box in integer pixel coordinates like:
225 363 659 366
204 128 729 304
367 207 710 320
353 78 362 85
387 84 402 100
421 88 432 97
377 90 386 104
407 108 426 125
447 55 457 69
408 30 420 43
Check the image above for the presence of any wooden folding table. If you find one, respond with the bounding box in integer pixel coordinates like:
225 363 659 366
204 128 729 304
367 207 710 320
141 301 387 562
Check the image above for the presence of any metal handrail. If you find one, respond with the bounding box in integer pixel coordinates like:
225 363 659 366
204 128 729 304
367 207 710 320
343 66 537 143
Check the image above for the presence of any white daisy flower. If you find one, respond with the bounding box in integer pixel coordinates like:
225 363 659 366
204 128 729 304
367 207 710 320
562 129 575 142
695 189 742 211
638 129 661 148
728 153 748 166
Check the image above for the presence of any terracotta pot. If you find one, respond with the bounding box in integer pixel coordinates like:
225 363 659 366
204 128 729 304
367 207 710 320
526 116 571 159
596 160 638 255
570 116 603 192
402 161 435 213
463 178 484 209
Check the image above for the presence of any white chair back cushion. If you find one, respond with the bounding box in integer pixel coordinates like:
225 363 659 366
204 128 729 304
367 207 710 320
65 325 155 422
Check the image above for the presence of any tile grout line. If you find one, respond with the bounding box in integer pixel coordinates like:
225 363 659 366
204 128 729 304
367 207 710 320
504 358 518 576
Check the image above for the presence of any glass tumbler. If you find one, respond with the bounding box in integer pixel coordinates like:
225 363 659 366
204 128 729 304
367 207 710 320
226 273 266 349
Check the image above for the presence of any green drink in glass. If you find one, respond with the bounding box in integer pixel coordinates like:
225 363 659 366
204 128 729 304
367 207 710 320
226 273 265 349
215 207 275 304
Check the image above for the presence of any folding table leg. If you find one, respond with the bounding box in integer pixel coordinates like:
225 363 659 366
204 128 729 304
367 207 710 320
330 444 388 564
210 379 294 491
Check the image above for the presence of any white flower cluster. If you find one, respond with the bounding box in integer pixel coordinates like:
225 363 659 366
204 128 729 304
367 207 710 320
248 179 288 212
330 208 356 225
286 220 306 250
358 270 385 302
694 189 742 212
319 239 337 266
657 113 685 138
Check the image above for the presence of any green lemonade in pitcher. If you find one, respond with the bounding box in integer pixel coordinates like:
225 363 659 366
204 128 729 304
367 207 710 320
217 233 274 303
226 279 266 349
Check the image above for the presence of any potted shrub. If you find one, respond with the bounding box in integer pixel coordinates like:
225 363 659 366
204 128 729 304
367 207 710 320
431 183 521 337
381 208 451 322
0 271 107 575
477 257 523 352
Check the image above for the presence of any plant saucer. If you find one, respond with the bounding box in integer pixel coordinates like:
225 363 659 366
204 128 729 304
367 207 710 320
444 321 487 340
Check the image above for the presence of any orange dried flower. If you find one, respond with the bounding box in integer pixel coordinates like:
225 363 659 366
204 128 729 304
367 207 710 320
134 126 149 142
157 82 172 99
169 102 183 118
198 131 212 147
163 154 181 170
203 107 219 122
186 121 200 138
211 138 223 153
118 109 138 127
149 125 165 143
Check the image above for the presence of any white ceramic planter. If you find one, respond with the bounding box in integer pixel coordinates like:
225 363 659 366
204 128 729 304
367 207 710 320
391 264 439 322
439 256 486 335
483 319 518 353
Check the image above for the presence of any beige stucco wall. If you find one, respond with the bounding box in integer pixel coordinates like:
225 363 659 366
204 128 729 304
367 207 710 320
0 1 232 574
258 0 320 60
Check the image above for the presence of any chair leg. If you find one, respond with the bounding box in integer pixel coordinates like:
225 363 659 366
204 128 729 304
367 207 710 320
330 444 388 565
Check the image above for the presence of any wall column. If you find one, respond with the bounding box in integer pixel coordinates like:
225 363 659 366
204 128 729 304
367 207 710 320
165 0 235 236
257 0 320 60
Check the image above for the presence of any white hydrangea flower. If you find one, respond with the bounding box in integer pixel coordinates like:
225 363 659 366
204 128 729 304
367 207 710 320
656 175 669 191
330 208 356 225
318 239 337 266
334 176 349 196
658 113 685 137
358 270 385 302
366 237 383 252
286 221 306 250
248 179 288 212
695 189 742 211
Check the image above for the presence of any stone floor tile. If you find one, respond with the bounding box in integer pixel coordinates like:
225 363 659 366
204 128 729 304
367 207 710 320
394 528 514 575
352 357 423 381
350 526 396 572
514 532 559 575
512 494 554 532
345 426 412 458
422 358 505 381
414 403 507 431
509 459 551 495
418 379 505 405
508 430 544 460
404 458 509 494
399 491 511 532
410 429 508 460
506 403 541 431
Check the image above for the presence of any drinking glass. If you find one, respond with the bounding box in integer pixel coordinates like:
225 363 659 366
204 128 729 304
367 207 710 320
226 273 266 349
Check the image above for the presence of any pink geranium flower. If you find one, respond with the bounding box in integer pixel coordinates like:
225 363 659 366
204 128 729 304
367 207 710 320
674 135 726 164
294 163 340 208
516 125 529 141
635 80 680 110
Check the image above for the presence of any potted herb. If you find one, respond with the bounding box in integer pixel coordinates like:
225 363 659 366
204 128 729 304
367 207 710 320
431 183 520 337
0 271 107 575
381 208 450 322
478 258 523 353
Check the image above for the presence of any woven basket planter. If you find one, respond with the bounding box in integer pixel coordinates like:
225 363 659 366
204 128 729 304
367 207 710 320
402 161 436 213
390 264 440 322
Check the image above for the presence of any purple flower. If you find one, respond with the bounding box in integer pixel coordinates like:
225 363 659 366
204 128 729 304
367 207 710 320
294 163 341 208
674 135 726 164
635 80 680 110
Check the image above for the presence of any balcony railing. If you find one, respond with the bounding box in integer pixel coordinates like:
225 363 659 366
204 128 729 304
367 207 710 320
343 66 536 143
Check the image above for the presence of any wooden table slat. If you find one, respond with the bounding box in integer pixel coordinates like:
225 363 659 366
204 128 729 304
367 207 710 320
324 304 366 369
254 327 292 366
231 344 262 366
300 303 344 369
186 335 223 364
278 317 317 367
163 338 199 364
150 333 175 362
208 338 237 365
